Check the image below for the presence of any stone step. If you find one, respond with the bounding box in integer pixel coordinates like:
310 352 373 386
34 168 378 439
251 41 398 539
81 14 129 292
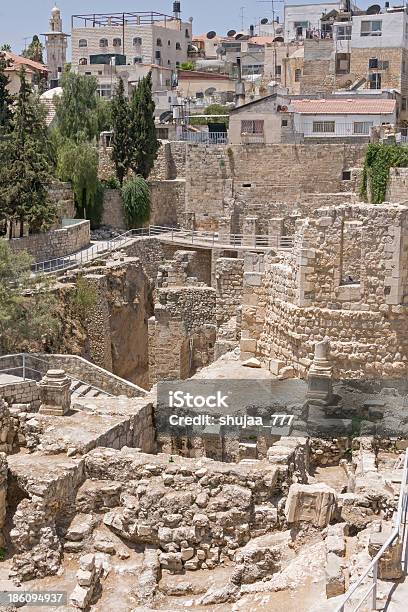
86 389 103 398
70 380 83 393
74 384 93 397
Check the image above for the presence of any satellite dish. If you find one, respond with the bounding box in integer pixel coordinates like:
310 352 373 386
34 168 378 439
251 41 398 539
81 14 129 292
276 26 283 34
235 32 246 39
366 4 381 14
159 110 173 123
216 46 226 56
273 36 284 42
207 31 217 39
227 29 237 37
205 87 216 96
261 17 269 25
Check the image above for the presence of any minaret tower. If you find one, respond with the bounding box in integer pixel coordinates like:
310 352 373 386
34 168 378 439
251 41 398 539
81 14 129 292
43 5 69 87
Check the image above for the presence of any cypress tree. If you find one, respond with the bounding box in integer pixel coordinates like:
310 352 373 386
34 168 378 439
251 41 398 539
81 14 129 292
0 52 13 136
111 78 132 185
130 71 160 179
55 72 99 143
1 69 56 235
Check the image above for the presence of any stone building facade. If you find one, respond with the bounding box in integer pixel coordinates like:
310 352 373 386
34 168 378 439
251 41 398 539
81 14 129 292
241 203 408 379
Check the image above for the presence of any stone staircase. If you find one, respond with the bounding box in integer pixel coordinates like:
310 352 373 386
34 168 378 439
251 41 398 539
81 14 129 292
69 380 109 399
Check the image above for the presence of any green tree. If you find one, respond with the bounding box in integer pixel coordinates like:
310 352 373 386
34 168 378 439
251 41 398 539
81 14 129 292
121 175 150 228
130 72 160 179
111 78 132 185
0 241 60 353
0 44 11 52
22 35 44 64
57 139 103 227
0 52 13 135
54 72 99 143
0 69 56 235
190 103 230 126
180 61 194 70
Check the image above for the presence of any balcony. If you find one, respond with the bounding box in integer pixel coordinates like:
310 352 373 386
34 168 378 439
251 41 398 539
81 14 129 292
180 131 228 145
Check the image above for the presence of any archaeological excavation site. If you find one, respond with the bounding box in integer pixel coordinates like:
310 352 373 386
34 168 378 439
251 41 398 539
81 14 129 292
1 138 408 612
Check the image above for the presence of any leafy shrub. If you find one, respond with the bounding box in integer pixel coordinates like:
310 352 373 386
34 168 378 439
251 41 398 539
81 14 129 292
121 175 151 228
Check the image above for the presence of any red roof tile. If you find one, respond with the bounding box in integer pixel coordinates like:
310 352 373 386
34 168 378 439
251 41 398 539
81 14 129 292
4 51 48 74
291 98 396 115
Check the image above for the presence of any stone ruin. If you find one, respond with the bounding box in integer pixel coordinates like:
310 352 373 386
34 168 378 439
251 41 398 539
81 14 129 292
0 195 408 610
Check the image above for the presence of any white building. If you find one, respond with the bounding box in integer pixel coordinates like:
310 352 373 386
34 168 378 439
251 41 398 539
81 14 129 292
350 7 408 49
291 97 396 137
284 1 344 42
71 6 192 71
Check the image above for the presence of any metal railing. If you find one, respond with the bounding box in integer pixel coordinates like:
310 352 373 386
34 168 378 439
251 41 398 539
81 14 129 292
30 225 295 275
335 448 408 612
180 132 228 145
0 353 113 398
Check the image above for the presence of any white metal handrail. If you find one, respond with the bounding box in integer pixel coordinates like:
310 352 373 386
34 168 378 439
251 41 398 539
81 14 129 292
0 353 114 398
30 225 295 275
335 448 408 612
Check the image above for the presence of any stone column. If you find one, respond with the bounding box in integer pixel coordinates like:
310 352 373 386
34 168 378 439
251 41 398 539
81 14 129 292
307 337 333 406
242 216 258 247
39 369 71 416
268 217 284 249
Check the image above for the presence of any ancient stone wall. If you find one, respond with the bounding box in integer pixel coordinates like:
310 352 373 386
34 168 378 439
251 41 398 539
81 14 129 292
386 167 408 203
254 203 408 379
215 258 244 339
184 144 366 231
49 181 76 224
83 447 282 573
148 286 216 384
7 220 90 263
0 379 41 410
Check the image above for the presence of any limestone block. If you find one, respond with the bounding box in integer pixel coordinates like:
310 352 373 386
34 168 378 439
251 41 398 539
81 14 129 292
368 533 403 580
325 552 345 598
39 369 71 416
285 483 337 527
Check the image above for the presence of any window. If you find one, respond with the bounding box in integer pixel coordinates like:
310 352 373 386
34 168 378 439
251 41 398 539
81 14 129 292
185 28 190 38
96 84 112 99
368 72 381 89
353 121 373 135
281 119 288 127
380 60 389 70
295 68 302 82
403 60 406 74
368 57 378 69
342 170 351 181
133 37 142 46
113 38 122 47
275 65 282 76
99 38 108 48
156 50 161 60
176 42 182 50
241 120 264 135
79 58 88 65
134 57 142 64
361 20 382 36
336 25 351 40
176 61 180 67
157 38 162 47
168 40 171 46
78 39 87 48
403 97 407 111
312 121 335 133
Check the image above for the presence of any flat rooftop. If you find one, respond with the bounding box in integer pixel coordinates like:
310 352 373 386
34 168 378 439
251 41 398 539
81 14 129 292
72 12 178 28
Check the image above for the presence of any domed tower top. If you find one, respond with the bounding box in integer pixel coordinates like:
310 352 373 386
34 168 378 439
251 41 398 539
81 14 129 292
50 5 62 32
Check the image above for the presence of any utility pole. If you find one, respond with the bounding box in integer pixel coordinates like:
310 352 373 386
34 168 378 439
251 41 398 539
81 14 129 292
240 6 246 31
257 0 284 83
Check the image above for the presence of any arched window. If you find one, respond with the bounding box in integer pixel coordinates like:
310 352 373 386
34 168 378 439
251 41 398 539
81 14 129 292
113 38 122 47
168 40 171 46
133 37 142 46
185 29 190 38
99 38 108 48
78 39 87 48
176 42 181 50
157 38 162 47
79 58 88 65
